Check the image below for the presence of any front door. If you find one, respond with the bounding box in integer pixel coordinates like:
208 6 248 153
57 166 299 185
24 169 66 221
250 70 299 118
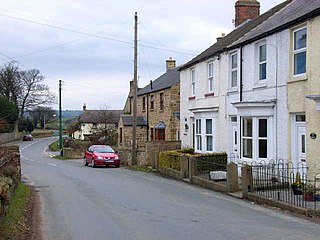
292 114 307 175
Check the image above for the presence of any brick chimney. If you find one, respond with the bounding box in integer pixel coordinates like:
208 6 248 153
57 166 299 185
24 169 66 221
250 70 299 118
235 0 260 27
83 103 86 111
166 57 176 71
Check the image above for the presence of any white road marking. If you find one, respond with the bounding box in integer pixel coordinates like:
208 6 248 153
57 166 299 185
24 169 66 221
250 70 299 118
47 163 57 167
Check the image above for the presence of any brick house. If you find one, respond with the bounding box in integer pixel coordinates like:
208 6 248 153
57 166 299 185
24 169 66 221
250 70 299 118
118 57 180 148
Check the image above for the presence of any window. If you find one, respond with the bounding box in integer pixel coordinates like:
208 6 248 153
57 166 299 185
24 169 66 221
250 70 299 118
230 53 238 87
208 62 214 92
119 128 123 144
160 93 164 111
293 27 307 75
150 128 154 141
142 97 146 111
206 119 213 151
242 118 253 158
191 68 195 95
259 44 267 80
196 119 202 151
150 95 154 110
242 117 268 160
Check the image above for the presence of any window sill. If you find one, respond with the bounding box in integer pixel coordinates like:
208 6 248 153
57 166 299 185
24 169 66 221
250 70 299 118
253 82 267 90
204 92 215 97
159 109 164 113
288 73 307 83
188 96 196 100
227 87 238 93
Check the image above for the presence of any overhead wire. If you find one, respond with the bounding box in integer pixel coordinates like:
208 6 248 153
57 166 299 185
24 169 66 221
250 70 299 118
0 12 196 56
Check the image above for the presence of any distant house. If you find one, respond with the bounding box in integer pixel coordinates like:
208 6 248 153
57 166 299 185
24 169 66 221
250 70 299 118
119 57 180 149
73 104 123 141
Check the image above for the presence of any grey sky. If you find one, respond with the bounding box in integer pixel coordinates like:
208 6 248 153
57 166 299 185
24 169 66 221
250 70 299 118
0 0 283 110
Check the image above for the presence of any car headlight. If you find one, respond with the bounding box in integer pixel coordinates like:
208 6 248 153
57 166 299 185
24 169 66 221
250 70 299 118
114 156 119 160
96 156 104 160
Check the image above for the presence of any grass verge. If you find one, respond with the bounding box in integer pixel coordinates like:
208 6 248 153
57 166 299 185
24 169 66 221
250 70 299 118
49 140 60 151
127 165 153 173
0 182 31 240
53 155 74 160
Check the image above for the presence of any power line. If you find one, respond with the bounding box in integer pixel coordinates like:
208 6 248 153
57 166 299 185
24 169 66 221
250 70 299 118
0 12 196 56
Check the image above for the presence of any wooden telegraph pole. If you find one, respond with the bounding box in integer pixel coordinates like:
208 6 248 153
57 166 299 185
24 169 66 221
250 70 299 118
131 12 138 165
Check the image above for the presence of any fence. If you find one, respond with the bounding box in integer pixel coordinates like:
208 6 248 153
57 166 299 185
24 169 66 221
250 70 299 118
194 154 227 181
249 161 320 210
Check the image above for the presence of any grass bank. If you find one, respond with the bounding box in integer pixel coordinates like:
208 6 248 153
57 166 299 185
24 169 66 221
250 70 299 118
49 140 60 151
127 165 153 173
0 182 31 240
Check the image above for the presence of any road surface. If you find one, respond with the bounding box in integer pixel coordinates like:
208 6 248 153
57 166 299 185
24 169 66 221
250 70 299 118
19 137 320 240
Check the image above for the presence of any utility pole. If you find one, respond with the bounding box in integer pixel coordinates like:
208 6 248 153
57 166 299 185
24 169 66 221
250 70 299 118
131 12 138 165
59 80 63 156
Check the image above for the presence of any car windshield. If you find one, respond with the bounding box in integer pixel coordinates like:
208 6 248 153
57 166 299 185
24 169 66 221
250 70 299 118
93 146 115 153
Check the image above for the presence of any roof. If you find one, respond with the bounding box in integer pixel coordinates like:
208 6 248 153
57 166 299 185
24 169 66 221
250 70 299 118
230 0 320 48
179 0 292 71
137 67 180 96
79 110 123 124
121 115 148 126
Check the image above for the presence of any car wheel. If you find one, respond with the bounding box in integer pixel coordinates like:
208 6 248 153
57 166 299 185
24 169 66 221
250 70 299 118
84 158 88 166
91 159 95 168
115 164 120 168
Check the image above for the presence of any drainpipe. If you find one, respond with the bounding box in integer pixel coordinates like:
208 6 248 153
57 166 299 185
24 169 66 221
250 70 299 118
147 93 149 141
240 46 243 102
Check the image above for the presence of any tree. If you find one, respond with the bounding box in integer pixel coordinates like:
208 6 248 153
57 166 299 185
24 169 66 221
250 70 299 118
18 117 34 132
0 62 55 117
19 69 55 117
0 96 19 133
30 106 56 129
0 62 21 105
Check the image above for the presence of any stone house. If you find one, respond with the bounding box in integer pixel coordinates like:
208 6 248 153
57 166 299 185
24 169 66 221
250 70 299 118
118 57 180 149
73 105 123 141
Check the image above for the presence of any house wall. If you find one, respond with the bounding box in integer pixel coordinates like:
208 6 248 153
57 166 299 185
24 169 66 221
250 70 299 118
137 83 180 141
180 55 228 153
230 30 289 162
305 16 320 177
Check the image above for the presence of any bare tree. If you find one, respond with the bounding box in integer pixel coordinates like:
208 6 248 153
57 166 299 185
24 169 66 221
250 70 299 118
19 69 55 117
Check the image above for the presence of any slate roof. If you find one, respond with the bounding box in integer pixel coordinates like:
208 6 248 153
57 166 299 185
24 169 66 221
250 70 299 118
121 115 148 126
230 0 320 48
179 0 292 71
137 67 180 96
79 110 123 124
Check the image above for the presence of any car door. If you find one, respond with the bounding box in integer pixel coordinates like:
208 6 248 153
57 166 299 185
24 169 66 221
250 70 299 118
85 147 93 162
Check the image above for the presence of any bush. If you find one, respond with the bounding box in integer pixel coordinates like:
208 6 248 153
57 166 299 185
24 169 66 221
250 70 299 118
159 151 182 171
18 117 34 132
0 96 19 124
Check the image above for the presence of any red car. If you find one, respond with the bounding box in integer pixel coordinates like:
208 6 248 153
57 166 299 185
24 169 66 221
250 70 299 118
23 134 33 141
84 145 120 168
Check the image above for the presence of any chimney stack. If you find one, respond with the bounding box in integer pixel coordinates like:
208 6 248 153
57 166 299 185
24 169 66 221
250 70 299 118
216 33 226 42
83 103 86 111
166 57 176 71
235 0 260 27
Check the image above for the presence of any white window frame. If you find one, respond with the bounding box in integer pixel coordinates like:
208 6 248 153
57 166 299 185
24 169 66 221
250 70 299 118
207 62 214 92
258 43 267 80
230 52 238 88
205 119 213 152
241 117 269 161
191 68 195 96
293 27 307 76
195 119 202 151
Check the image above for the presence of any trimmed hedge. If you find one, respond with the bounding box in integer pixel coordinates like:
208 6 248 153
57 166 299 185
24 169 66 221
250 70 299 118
159 151 182 171
195 152 228 173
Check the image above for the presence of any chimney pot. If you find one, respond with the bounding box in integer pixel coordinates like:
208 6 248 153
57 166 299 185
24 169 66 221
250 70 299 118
235 0 260 28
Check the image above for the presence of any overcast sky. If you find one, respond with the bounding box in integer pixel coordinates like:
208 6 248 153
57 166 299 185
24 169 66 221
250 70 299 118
0 0 283 110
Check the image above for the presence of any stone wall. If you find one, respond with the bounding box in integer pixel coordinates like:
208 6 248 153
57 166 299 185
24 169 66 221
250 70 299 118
0 145 21 216
118 148 147 166
0 132 24 144
118 124 147 149
63 148 84 159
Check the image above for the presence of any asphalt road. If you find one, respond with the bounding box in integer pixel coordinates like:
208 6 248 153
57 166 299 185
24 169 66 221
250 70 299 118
18 137 320 240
